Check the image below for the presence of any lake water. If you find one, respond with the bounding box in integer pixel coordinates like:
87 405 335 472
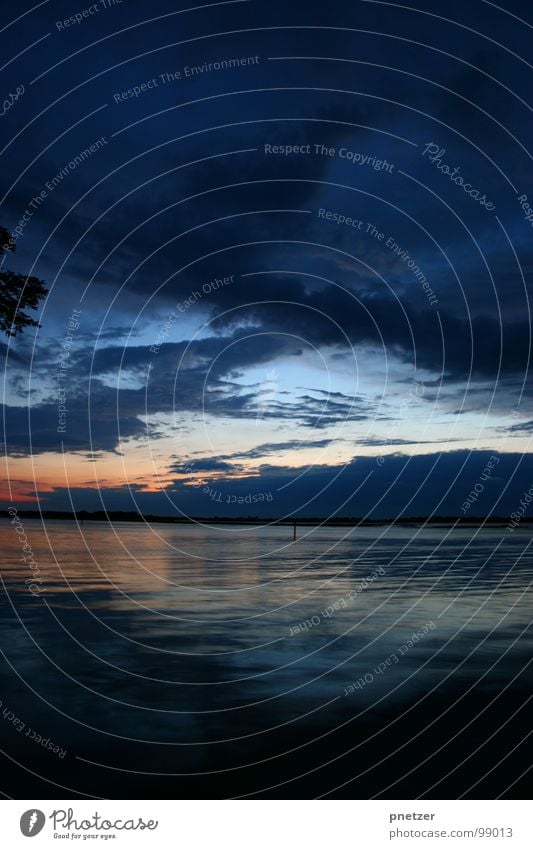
0 520 531 799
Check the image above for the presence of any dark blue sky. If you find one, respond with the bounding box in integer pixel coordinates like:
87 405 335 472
1 0 532 517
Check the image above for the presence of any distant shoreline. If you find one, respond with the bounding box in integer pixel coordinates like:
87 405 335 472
2 510 531 528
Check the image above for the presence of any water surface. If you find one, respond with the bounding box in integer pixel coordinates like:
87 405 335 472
0 520 531 798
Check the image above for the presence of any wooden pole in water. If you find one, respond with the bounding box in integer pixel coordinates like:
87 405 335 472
293 519 297 541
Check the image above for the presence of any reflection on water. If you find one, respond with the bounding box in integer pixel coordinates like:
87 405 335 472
0 520 531 798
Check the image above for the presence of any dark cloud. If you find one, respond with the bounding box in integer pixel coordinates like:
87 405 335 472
171 457 239 474
224 437 336 459
505 420 533 434
175 438 337 470
355 436 451 447
1 386 149 456
1 0 531 505
17 450 531 520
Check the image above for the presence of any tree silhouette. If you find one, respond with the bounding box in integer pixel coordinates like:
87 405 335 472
0 226 48 336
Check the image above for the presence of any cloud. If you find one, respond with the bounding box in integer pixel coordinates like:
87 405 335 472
161 450 531 518
171 457 239 474
504 420 533 434
1 386 149 456
13 450 531 520
224 437 336 459
172 438 338 471
354 436 451 447
2 0 532 488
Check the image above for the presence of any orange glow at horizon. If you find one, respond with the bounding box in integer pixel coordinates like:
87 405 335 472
3 433 525 507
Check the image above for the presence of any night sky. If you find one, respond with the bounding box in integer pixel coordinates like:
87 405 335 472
2 0 532 518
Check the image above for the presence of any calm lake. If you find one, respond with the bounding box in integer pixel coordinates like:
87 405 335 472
0 520 531 799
